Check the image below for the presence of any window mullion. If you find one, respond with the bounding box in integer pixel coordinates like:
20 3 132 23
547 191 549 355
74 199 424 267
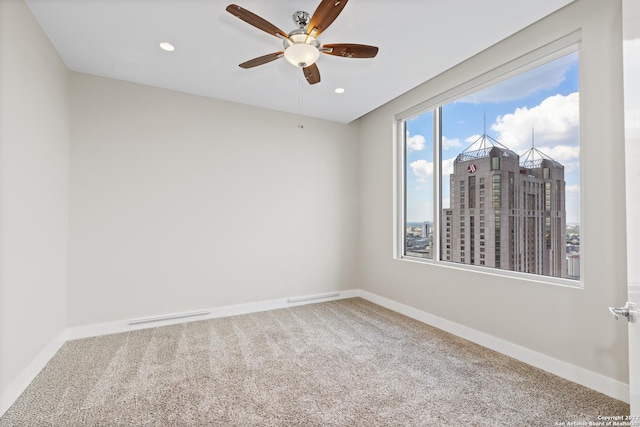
400 120 408 258
433 107 442 262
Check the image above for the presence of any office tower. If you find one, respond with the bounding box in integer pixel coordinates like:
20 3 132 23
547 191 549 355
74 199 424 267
442 134 566 278
567 253 580 279
422 221 431 239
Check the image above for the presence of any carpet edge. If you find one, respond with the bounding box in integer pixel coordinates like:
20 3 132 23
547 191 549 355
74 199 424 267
357 290 630 403
0 331 67 417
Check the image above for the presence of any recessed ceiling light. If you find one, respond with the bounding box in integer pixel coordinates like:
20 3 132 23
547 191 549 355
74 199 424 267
334 88 345 94
159 42 175 52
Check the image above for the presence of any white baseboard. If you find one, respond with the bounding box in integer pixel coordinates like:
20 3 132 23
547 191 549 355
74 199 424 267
1 288 628 419
66 290 359 340
356 290 630 404
1 290 356 418
0 332 67 417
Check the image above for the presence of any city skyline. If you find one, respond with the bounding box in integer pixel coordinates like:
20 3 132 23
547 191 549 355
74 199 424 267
405 51 580 224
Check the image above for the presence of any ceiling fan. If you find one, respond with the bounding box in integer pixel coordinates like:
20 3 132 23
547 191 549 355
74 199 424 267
225 0 378 85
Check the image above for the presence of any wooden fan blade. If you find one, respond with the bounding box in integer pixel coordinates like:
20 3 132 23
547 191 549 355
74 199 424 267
306 0 349 37
322 44 379 58
239 52 284 69
303 63 321 85
226 4 288 39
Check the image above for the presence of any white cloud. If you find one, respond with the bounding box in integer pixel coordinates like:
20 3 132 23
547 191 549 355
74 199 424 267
440 158 457 204
410 157 456 184
407 134 426 152
545 145 580 164
566 184 580 193
410 159 433 182
465 134 482 143
442 157 456 177
491 92 580 158
443 136 462 150
563 162 581 172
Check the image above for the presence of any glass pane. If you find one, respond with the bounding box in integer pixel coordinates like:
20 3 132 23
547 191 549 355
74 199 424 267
405 111 434 259
440 51 580 280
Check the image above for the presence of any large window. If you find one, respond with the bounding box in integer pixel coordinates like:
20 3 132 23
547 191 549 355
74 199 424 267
399 43 580 283
404 110 434 259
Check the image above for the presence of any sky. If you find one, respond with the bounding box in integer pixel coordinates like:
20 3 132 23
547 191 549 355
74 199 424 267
405 51 580 224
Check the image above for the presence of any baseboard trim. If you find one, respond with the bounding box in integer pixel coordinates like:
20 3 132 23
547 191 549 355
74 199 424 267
1 290 357 417
356 290 630 403
66 290 359 341
1 288 628 419
0 331 67 417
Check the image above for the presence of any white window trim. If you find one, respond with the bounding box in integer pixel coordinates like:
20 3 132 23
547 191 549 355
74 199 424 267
393 30 583 288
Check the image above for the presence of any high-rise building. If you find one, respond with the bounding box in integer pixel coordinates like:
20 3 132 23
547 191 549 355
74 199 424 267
442 134 566 278
567 253 580 279
422 221 431 239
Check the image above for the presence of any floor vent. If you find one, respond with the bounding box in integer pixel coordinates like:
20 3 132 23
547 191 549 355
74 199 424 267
127 310 211 325
286 292 340 304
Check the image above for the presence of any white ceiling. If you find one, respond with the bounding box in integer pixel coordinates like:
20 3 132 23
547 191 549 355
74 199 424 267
25 0 574 123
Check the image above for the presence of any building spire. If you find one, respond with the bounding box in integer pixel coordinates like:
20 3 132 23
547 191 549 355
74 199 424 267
459 113 512 157
520 127 562 168
531 128 535 161
484 111 487 138
532 128 535 150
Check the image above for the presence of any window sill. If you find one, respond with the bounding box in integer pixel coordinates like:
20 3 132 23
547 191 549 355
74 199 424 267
395 254 583 289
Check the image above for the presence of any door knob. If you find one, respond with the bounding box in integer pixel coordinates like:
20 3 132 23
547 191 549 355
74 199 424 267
608 302 638 322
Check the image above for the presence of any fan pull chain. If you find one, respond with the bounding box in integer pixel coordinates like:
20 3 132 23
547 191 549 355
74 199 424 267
298 74 304 129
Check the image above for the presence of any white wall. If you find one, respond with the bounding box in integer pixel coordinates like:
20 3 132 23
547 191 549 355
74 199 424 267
0 0 69 397
0 0 631 411
357 0 629 383
67 72 360 326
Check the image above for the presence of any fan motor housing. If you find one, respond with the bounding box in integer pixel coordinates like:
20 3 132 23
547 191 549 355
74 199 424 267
284 28 321 49
292 11 310 28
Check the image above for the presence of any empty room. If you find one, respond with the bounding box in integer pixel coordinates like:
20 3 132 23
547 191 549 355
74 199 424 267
1 0 639 425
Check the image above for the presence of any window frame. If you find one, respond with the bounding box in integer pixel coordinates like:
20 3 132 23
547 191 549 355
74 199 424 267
394 31 582 288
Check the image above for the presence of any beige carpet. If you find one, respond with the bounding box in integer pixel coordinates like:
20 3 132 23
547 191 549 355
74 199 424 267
0 298 629 426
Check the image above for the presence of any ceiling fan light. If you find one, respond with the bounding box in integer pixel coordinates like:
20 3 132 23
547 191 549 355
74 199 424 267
159 42 175 52
284 43 320 68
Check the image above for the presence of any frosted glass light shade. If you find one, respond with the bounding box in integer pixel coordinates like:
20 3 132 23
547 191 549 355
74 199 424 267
284 43 320 68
